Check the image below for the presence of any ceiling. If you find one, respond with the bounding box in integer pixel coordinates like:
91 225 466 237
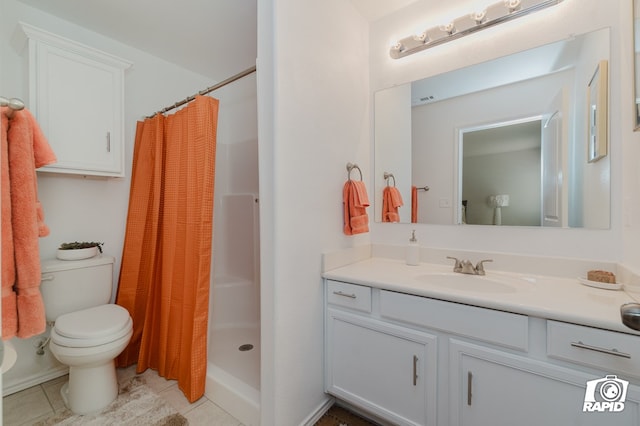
349 0 420 22
16 1 476 81
17 0 258 80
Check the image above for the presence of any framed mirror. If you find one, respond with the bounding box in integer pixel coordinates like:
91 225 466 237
634 0 640 130
374 27 610 229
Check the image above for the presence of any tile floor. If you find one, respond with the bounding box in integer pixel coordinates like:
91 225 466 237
3 365 244 425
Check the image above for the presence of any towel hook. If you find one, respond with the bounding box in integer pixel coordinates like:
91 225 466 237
346 162 363 181
383 172 396 187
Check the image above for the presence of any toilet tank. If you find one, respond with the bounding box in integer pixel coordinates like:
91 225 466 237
40 255 115 322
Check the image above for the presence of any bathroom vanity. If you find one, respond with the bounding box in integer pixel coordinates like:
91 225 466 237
323 257 640 426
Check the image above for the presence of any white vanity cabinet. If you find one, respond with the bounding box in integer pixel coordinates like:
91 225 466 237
325 281 437 426
324 279 640 426
20 23 131 177
450 340 640 426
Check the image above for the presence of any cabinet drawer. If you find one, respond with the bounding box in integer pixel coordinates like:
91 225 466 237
327 281 371 313
547 320 640 378
380 290 528 351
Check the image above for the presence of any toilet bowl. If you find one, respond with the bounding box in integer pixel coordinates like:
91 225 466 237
49 304 133 415
41 256 132 415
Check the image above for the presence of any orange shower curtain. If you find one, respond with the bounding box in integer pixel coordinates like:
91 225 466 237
115 95 219 403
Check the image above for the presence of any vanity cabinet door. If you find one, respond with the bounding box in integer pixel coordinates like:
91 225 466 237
450 340 640 426
326 308 437 426
22 23 131 177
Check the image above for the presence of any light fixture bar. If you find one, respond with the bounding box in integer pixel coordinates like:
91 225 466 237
390 0 564 59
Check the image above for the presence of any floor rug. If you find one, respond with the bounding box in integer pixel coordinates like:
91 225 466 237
314 405 379 426
34 376 187 426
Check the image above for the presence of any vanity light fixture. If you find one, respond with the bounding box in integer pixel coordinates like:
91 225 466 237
389 0 564 59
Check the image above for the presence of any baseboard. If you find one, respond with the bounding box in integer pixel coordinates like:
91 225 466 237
333 400 395 426
301 396 335 426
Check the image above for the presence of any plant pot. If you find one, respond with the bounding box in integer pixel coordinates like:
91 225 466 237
56 246 99 261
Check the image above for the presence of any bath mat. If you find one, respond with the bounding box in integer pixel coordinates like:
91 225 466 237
33 376 187 426
314 405 379 426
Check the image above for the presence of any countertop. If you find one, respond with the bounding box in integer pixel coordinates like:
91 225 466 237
322 257 640 336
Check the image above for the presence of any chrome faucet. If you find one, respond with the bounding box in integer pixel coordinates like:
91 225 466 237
446 256 493 275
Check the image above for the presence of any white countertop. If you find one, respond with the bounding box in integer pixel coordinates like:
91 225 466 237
322 257 640 336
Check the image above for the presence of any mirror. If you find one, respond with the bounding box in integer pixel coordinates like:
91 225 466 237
374 28 610 228
635 0 640 130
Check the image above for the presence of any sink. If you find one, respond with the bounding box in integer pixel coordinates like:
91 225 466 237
415 272 533 293
621 303 640 331
1 340 17 373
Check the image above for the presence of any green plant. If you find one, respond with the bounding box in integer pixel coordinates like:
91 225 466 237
58 241 104 253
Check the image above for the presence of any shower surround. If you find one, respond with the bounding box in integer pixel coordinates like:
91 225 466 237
205 73 260 426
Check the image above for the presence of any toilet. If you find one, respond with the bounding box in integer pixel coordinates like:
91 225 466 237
40 255 133 415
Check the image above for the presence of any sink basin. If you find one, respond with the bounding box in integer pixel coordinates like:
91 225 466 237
621 303 640 331
1 340 17 373
415 272 533 293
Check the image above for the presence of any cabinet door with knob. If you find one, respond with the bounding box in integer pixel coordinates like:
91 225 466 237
449 340 640 426
325 308 437 426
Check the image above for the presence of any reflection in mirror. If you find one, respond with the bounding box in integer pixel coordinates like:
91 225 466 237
374 28 610 229
634 0 640 129
461 119 542 227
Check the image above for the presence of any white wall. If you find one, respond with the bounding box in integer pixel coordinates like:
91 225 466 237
258 0 370 424
369 0 636 262
0 0 217 301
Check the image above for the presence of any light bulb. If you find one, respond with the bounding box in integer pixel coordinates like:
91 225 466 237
439 23 455 35
412 32 428 42
471 10 487 24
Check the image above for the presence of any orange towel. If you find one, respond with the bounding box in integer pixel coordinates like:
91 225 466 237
382 186 403 223
411 185 418 223
343 180 370 235
1 107 56 340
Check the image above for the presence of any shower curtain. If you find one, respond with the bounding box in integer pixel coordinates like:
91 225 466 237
116 95 219 402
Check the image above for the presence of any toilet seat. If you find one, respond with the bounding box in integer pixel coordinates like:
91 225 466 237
52 304 132 348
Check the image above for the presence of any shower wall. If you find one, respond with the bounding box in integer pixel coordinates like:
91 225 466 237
210 72 259 329
206 73 260 426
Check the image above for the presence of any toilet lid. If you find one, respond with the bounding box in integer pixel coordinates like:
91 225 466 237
54 304 131 340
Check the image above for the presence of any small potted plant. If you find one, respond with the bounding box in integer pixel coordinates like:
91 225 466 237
57 241 104 261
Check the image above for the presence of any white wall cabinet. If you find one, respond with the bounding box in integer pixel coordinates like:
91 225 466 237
20 23 131 177
324 279 640 426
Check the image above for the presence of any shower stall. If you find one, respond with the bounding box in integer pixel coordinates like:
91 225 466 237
205 72 260 426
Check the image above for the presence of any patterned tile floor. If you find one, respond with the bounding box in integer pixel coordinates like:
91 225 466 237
2 365 243 425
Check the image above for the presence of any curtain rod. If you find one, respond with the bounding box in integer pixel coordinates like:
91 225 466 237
146 65 256 118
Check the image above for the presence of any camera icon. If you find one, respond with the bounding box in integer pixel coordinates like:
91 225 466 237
583 375 628 412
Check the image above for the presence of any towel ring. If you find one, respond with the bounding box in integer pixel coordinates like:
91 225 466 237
0 96 24 111
0 96 25 119
346 162 363 181
383 172 396 187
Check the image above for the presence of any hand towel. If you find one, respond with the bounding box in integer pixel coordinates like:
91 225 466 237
1 107 56 339
343 180 370 235
411 185 418 223
382 186 403 223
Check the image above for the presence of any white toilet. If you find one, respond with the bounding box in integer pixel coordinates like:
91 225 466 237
40 255 133 415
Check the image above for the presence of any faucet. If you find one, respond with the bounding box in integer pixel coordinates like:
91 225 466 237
446 256 493 275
